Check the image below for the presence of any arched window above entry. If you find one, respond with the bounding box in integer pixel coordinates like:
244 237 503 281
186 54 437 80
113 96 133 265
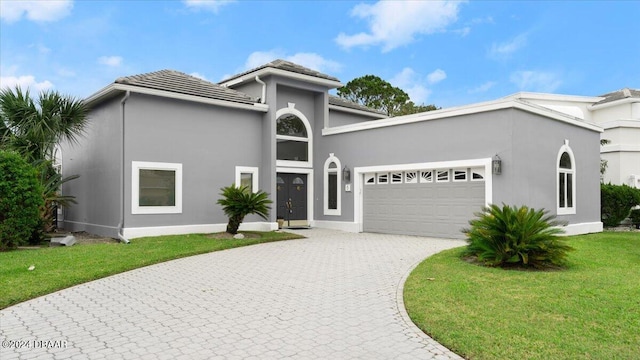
557 141 576 215
275 106 312 168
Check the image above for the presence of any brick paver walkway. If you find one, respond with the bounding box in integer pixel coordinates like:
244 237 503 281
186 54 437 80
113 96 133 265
1 229 465 359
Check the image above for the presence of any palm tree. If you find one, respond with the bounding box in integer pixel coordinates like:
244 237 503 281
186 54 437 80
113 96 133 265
0 86 88 163
217 185 272 234
0 86 88 235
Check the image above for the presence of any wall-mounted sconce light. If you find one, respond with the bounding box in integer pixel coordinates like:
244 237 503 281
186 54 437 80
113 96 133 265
492 154 502 175
343 165 351 182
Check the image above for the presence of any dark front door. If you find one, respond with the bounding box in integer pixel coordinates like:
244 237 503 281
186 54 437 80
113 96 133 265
276 173 307 221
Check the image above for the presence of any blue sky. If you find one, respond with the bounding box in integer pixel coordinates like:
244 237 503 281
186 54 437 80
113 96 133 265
1 0 638 107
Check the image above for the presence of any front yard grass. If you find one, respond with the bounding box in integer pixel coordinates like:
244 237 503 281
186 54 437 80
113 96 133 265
404 232 640 360
0 231 303 309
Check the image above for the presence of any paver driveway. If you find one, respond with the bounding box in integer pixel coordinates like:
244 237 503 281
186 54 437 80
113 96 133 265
1 229 465 359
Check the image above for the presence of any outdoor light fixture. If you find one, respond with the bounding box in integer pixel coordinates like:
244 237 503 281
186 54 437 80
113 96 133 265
492 154 502 175
343 165 351 182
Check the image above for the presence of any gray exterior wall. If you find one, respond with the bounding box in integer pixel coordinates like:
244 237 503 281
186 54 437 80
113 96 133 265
328 109 379 127
61 96 123 237
314 108 601 226
123 93 264 228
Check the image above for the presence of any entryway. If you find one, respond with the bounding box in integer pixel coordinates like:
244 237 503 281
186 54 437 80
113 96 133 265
276 173 308 227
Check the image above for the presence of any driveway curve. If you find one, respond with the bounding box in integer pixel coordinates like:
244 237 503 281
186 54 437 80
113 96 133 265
1 229 465 360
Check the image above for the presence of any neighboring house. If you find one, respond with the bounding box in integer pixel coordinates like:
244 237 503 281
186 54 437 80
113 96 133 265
507 89 640 188
61 60 605 240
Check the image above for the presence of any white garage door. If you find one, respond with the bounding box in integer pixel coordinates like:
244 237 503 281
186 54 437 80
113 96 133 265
363 168 485 239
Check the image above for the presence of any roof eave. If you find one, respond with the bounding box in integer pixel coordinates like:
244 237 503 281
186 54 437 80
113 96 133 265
504 91 604 103
328 104 388 119
221 67 343 89
84 83 268 112
323 98 603 136
588 97 640 110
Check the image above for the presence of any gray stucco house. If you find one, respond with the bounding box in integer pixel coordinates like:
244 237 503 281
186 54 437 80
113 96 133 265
60 60 604 240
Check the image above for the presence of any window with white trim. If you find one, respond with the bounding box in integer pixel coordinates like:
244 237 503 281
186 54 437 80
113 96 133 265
471 167 485 181
132 161 182 214
377 173 389 184
365 174 376 185
453 169 467 182
405 171 418 184
391 172 403 184
557 143 576 215
436 169 449 182
420 170 433 183
235 166 259 193
324 154 342 215
276 114 309 162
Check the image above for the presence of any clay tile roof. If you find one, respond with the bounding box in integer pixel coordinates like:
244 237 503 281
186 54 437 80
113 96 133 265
116 69 258 105
594 88 640 105
221 59 341 84
328 95 387 116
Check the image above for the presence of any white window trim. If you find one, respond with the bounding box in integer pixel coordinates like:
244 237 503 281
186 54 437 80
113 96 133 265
235 166 259 193
453 169 468 182
275 106 313 169
557 142 576 215
323 154 342 216
377 173 389 184
405 171 418 184
391 172 403 184
471 167 485 182
420 170 433 183
132 161 182 215
436 169 450 182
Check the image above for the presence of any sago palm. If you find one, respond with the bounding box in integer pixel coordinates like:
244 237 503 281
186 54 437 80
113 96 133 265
217 185 272 234
462 204 573 269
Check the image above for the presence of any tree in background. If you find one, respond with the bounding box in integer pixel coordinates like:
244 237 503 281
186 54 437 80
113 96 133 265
337 75 439 116
0 87 88 236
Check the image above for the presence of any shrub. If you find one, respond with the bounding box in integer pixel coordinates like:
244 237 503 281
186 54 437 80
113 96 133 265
217 184 272 234
0 151 44 250
462 204 573 269
630 209 640 229
601 183 640 227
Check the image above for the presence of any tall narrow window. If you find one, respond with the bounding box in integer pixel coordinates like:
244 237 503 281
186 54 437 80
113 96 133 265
557 143 576 215
324 154 341 216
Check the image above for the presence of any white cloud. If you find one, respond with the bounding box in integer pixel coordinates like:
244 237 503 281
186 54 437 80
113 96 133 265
489 33 527 59
0 0 73 23
453 26 471 37
190 72 207 80
183 0 235 13
468 81 497 94
335 0 463 52
390 67 432 104
510 70 562 93
243 50 342 73
427 69 447 84
98 56 123 67
0 75 54 92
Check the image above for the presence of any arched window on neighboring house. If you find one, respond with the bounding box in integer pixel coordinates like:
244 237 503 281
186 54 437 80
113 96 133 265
324 154 342 216
557 142 576 215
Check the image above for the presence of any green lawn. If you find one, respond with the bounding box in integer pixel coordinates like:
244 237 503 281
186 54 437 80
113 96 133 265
0 231 303 309
404 232 640 360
